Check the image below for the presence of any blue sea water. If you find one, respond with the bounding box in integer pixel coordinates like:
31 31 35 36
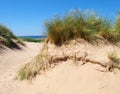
19 35 46 39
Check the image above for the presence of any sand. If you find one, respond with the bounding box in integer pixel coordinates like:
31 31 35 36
0 42 43 94
1 41 120 94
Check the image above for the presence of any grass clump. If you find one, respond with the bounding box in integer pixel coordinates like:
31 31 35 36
0 25 24 47
45 9 120 45
17 62 39 80
108 51 120 62
45 10 98 45
108 51 120 70
108 51 117 60
17 53 49 80
18 65 38 80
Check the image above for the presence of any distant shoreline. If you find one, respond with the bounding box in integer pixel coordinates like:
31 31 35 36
18 35 46 39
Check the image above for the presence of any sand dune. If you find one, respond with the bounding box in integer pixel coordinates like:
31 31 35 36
2 61 120 94
1 41 120 94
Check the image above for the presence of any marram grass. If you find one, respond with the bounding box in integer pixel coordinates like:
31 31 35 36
45 9 120 45
0 25 24 47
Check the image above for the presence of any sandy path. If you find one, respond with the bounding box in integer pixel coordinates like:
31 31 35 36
0 42 43 94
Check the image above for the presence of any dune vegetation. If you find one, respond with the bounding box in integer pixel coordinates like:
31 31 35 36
17 9 120 80
46 9 120 45
21 37 44 43
0 25 24 47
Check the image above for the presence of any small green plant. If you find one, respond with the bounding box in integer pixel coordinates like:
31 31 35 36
18 68 38 80
18 68 26 80
17 54 49 80
107 51 120 70
17 63 38 80
108 51 120 61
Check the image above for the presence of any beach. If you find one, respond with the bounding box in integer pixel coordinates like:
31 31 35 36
1 1 120 94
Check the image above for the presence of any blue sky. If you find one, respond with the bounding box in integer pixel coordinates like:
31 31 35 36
0 0 120 36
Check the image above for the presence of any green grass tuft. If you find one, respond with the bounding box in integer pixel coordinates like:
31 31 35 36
0 24 24 47
17 54 48 80
45 9 120 45
108 51 120 61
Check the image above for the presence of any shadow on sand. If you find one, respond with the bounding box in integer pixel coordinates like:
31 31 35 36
0 42 26 54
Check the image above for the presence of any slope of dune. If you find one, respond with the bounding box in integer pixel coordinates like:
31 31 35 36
1 39 120 94
0 42 43 94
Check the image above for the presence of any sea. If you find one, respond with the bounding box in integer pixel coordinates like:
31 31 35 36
18 35 46 39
